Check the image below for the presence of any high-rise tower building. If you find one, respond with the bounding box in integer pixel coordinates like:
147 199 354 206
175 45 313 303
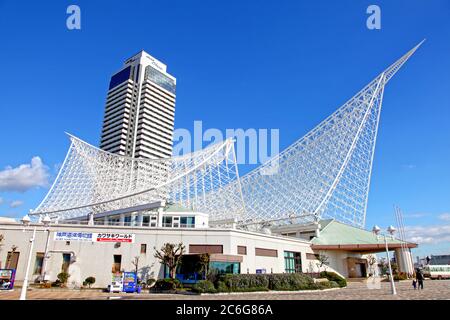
100 51 176 159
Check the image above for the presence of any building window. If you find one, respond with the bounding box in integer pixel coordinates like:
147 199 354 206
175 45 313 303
109 66 131 90
189 245 223 254
162 216 172 227
62 253 71 273
255 247 278 257
145 66 176 94
140 244 147 254
180 216 195 228
33 253 45 275
173 216 180 228
5 251 20 270
150 215 157 227
284 251 302 273
143 215 150 227
237 246 247 255
282 232 297 238
112 255 122 273
210 262 240 274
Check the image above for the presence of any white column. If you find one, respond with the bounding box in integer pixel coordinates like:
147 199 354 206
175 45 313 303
395 248 414 275
88 213 94 226
119 214 125 226
137 213 143 227
104 216 108 225
130 212 137 226
157 208 164 227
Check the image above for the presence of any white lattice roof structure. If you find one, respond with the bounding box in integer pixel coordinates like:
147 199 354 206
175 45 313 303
31 41 423 228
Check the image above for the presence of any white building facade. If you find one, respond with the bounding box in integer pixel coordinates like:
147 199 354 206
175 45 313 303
0 220 316 288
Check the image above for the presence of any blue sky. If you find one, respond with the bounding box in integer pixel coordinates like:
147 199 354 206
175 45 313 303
0 1 449 257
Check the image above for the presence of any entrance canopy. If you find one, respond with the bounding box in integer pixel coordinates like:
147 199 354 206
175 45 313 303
311 219 417 253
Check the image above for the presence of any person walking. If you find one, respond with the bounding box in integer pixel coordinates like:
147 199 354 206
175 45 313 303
412 277 417 290
416 268 424 290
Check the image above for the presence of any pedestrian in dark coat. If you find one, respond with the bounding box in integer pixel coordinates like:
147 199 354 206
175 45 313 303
416 269 424 290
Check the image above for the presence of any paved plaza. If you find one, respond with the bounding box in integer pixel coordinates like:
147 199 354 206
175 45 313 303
0 280 449 300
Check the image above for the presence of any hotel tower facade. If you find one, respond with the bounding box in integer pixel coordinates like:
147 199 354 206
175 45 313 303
100 51 176 159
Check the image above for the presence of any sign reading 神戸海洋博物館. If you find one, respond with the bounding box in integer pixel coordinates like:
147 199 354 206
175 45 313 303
54 231 93 242
54 231 135 243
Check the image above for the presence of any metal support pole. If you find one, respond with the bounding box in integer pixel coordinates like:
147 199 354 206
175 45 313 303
40 228 51 282
384 234 397 295
20 226 37 300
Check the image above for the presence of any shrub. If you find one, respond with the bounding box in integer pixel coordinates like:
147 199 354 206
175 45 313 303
267 273 316 291
206 268 219 284
192 280 216 293
215 281 229 293
394 272 408 281
328 281 339 288
319 271 347 287
215 273 318 292
84 276 96 288
154 278 182 291
316 280 339 289
220 274 270 291
146 278 156 287
57 272 70 285
51 280 61 287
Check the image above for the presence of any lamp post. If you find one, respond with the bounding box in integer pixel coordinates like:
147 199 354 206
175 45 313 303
372 225 397 295
40 214 52 283
19 214 51 300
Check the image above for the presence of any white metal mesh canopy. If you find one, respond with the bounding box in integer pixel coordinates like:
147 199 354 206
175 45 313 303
32 136 245 221
31 41 423 228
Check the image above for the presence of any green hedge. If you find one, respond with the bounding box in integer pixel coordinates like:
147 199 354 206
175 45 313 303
192 273 334 293
220 274 270 291
267 273 316 291
394 272 408 281
192 280 217 293
154 278 182 291
316 280 339 289
319 272 347 288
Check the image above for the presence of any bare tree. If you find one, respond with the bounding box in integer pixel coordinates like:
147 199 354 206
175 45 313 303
131 256 140 275
197 253 210 279
366 254 377 276
316 253 330 272
153 243 185 279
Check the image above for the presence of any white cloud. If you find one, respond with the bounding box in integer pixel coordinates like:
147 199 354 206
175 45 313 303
404 224 450 245
438 213 450 221
9 200 24 208
0 157 50 192
403 212 429 219
402 164 417 170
